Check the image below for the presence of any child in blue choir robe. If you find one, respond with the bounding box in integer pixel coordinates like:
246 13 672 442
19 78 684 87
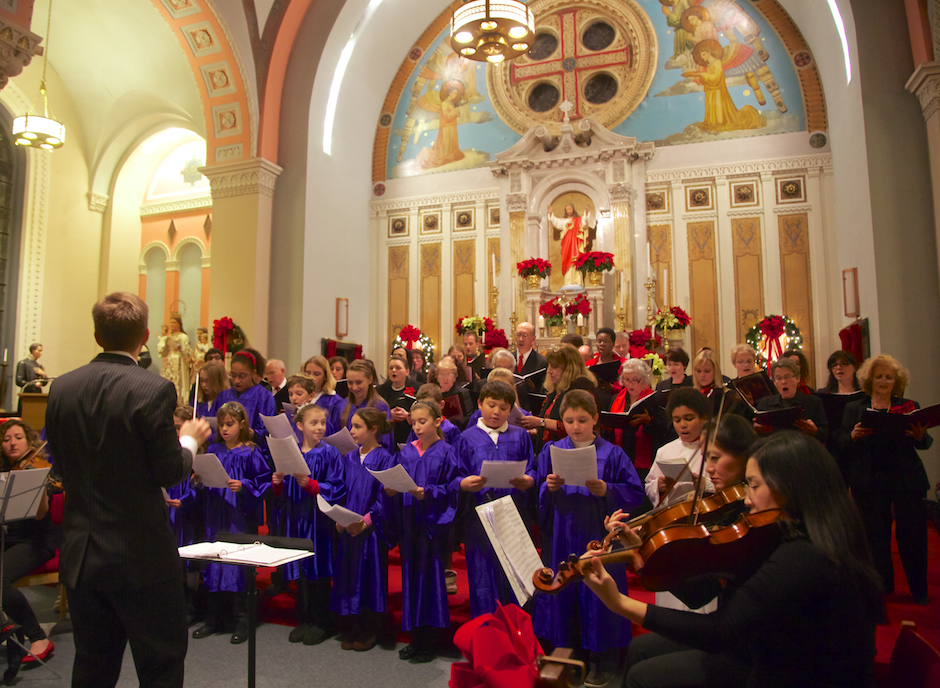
455 380 537 618
191 402 271 645
463 368 532 430
169 406 203 621
196 361 229 445
301 356 346 434
215 350 278 451
406 383 462 445
340 360 396 454
271 403 345 645
381 400 458 663
534 390 645 686
330 408 396 651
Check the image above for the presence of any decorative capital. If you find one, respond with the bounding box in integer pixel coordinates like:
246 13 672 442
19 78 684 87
198 157 283 199
906 61 940 121
0 17 43 91
608 183 633 203
87 192 109 213
506 193 527 212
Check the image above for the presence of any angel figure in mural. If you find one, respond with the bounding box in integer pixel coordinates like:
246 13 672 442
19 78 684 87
396 42 485 163
416 80 466 169
159 316 191 404
683 39 765 132
547 203 596 286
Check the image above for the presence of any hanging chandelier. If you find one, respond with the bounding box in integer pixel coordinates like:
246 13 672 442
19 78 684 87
450 0 535 64
12 0 64 150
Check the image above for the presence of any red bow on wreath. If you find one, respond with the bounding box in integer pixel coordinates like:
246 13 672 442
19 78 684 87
759 316 786 362
212 317 235 354
399 325 421 349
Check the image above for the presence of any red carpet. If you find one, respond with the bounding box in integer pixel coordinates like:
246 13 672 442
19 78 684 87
255 524 940 663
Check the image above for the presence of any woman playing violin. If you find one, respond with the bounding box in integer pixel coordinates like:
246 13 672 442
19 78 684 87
583 431 883 688
0 419 56 662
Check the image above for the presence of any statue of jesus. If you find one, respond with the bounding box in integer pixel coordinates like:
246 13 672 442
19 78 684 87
547 203 595 285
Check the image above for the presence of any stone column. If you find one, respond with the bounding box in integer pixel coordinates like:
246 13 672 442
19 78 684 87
199 158 282 355
906 61 940 301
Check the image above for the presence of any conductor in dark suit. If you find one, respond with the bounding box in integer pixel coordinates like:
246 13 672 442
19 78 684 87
514 321 547 414
45 292 210 688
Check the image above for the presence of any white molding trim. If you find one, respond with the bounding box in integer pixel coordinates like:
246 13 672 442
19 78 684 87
370 188 499 213
2 80 49 363
170 235 210 261
646 154 834 183
772 204 813 214
681 212 719 222
199 158 282 199
87 192 109 213
140 196 212 217
138 240 172 274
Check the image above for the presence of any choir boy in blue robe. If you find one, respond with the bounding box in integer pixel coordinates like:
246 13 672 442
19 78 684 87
272 403 345 645
191 402 271 644
330 408 396 651
381 400 458 663
454 380 537 618
534 389 645 687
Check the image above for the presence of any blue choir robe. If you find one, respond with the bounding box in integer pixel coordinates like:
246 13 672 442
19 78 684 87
534 435 644 652
168 478 200 548
276 442 345 581
216 384 278 453
406 418 462 446
342 396 396 454
201 443 271 593
384 439 458 631
314 391 345 435
453 424 537 618
196 398 221 444
330 446 396 616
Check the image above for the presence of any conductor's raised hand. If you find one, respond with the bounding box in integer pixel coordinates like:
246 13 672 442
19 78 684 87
180 418 211 445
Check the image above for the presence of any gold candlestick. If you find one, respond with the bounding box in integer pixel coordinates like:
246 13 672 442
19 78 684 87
491 288 499 326
509 311 518 351
615 308 627 333
645 277 655 330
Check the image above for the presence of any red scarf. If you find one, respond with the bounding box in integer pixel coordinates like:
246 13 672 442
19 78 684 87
610 387 654 470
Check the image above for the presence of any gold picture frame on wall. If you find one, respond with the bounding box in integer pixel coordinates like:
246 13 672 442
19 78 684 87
685 185 714 212
646 187 670 214
420 209 442 235
729 179 760 208
453 207 475 231
775 176 806 204
336 298 349 338
388 215 409 238
842 268 859 318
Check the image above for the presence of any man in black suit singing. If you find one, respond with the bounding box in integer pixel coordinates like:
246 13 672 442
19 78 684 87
514 321 547 414
45 292 210 688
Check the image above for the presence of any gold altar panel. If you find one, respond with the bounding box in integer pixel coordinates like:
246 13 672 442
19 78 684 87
421 243 442 355
687 221 719 354
453 239 476 323
547 192 595 292
388 246 409 352
732 217 764 343
649 224 672 307
778 213 815 387
510 211 525 322
488 238 500 319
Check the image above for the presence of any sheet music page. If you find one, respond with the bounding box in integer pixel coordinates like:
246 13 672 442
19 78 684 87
366 464 418 493
316 494 363 527
475 496 543 604
0 468 50 522
261 413 295 439
193 453 231 489
282 402 297 414
205 417 218 432
549 445 598 486
479 460 528 489
268 436 311 476
322 427 359 455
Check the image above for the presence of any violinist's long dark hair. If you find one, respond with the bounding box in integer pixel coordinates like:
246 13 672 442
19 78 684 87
751 432 884 619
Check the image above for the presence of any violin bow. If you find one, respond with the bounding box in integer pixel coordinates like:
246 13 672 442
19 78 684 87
688 389 727 526
11 440 48 471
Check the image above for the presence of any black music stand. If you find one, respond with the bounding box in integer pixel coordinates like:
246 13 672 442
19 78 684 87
183 534 313 688
0 466 60 682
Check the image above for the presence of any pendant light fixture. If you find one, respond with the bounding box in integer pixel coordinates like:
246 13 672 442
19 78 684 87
450 0 535 64
12 0 64 150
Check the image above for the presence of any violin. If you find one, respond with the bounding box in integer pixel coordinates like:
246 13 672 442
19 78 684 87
5 441 62 491
627 483 749 542
532 507 783 595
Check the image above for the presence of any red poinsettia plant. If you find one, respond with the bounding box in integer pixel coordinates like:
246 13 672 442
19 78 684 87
574 251 615 275
455 316 494 336
628 326 661 359
538 298 564 327
517 257 552 278
565 293 592 321
653 305 692 331
483 328 510 353
398 324 422 347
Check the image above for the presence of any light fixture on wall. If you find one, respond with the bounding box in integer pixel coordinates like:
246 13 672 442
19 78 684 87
450 0 535 63
12 0 65 150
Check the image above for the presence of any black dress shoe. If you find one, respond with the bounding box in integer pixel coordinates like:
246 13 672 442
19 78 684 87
302 624 327 646
289 623 310 643
398 642 419 660
413 649 436 663
231 623 249 645
191 624 218 639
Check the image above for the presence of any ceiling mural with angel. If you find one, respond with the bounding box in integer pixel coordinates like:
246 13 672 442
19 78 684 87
374 0 826 182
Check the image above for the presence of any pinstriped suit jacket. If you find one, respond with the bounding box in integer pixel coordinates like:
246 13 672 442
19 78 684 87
45 352 193 590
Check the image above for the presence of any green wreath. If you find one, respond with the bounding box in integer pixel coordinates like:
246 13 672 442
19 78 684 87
393 330 435 372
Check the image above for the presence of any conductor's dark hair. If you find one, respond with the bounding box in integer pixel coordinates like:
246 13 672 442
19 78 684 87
663 348 690 367
596 327 615 342
92 292 148 352
666 387 710 418
28 343 41 354
750 432 884 620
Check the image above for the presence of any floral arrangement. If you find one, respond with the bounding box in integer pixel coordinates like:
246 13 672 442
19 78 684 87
404 386 416 396
745 315 803 366
455 315 494 337
516 257 552 278
565 293 592 322
574 251 615 275
654 306 691 331
628 327 661 359
643 352 666 377
538 298 564 327
393 325 435 370
212 317 246 355
483 328 509 353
